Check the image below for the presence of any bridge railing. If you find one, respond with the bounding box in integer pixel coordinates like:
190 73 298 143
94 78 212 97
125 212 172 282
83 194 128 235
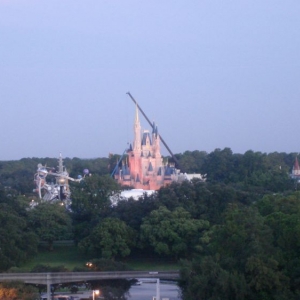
0 270 180 285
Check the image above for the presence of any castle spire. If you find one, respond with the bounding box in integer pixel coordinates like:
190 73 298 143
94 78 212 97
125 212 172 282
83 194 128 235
135 103 139 123
133 103 141 152
293 156 300 176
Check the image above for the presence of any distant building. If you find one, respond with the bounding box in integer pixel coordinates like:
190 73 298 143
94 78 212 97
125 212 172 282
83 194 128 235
290 156 300 182
110 189 156 206
113 104 206 190
119 189 156 200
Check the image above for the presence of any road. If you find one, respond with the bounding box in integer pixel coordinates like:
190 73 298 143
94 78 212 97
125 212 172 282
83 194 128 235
128 281 181 300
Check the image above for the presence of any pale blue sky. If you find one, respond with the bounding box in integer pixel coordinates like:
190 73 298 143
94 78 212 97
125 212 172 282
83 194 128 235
0 1 299 160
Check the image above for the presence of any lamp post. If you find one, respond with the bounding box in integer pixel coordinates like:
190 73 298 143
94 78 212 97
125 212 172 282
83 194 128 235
93 290 100 300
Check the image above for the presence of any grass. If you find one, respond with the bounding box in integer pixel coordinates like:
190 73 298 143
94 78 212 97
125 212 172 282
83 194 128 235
21 245 89 271
20 245 180 272
126 258 180 271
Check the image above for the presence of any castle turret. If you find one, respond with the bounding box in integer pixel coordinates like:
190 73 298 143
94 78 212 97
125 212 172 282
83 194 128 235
291 156 300 180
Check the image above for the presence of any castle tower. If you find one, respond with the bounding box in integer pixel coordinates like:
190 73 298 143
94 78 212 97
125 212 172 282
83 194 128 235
291 156 300 180
129 104 142 183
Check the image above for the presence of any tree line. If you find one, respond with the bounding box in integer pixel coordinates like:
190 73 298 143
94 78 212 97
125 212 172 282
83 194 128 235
0 148 296 195
0 148 299 299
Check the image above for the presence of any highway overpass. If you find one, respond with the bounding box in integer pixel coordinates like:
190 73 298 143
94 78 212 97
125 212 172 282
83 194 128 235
0 270 179 285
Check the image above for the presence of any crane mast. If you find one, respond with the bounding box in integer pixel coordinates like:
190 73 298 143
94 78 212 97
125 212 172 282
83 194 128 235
126 92 181 169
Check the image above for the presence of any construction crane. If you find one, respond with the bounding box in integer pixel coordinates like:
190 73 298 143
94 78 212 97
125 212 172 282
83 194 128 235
126 92 181 170
110 147 128 177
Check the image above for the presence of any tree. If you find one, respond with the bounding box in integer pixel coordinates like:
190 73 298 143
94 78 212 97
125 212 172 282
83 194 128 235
179 204 290 299
266 211 300 259
109 194 157 231
202 148 234 183
28 202 72 250
71 174 120 215
0 191 38 271
245 255 289 297
175 150 207 173
140 206 209 259
179 256 249 300
209 205 274 272
78 218 136 260
0 282 39 300
71 174 121 243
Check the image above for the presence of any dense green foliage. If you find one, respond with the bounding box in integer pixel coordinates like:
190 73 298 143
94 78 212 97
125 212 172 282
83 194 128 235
178 195 300 300
0 149 299 299
175 148 294 192
0 149 295 195
28 203 73 250
78 217 136 259
140 206 209 259
71 174 121 244
0 192 38 271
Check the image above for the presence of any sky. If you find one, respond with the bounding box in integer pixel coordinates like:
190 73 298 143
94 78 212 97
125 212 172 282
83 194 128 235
0 1 299 160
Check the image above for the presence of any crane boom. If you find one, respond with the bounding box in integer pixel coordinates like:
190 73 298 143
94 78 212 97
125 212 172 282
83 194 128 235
126 92 180 169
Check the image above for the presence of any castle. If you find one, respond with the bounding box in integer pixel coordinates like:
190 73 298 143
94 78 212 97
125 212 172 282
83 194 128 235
114 104 181 190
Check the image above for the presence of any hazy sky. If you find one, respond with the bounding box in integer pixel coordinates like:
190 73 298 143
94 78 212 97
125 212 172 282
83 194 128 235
1 1 299 160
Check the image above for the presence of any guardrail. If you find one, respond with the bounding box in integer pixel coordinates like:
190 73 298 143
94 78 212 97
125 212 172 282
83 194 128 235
0 271 180 285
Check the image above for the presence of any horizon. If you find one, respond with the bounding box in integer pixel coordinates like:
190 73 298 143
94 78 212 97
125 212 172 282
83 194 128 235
0 147 298 162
